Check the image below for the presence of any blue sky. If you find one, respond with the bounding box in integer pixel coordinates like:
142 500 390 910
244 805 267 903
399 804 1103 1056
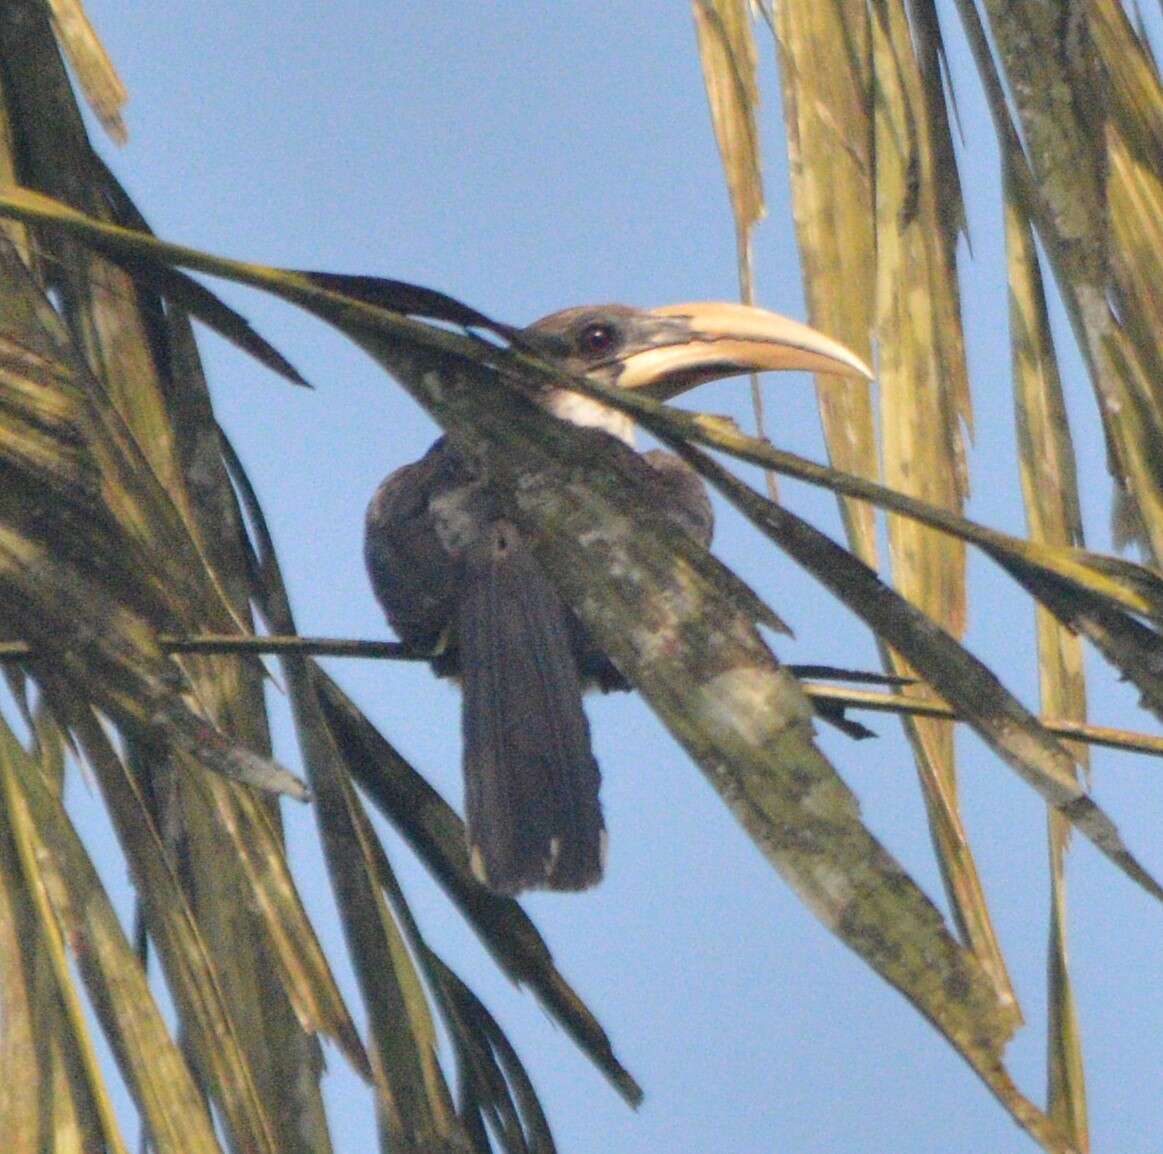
77 4 1163 1152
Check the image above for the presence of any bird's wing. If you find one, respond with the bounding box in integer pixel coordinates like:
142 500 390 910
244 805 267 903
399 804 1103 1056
363 437 473 658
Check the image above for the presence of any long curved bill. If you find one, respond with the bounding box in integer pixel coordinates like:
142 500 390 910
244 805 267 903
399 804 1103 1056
618 301 873 400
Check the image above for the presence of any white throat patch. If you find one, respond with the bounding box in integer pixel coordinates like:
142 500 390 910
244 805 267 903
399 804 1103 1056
543 390 636 447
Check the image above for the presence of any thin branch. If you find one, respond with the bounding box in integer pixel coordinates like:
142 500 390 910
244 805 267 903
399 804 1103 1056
161 634 424 660
0 635 905 674
0 634 422 661
2 633 1159 759
804 685 1163 759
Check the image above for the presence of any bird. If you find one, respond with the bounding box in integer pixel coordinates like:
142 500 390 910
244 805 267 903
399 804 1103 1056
365 301 871 894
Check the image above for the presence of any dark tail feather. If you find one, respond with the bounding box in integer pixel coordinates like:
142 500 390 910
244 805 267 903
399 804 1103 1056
457 521 604 893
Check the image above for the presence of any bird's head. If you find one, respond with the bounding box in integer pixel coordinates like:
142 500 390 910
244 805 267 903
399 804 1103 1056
519 301 872 443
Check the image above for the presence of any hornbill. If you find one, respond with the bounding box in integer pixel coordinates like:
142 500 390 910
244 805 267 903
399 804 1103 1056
365 302 870 894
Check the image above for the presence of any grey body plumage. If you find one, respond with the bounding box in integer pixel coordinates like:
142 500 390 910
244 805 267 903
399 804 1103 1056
364 428 710 893
364 302 870 893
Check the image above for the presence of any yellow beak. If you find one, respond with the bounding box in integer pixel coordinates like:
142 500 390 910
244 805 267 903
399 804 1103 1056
617 301 872 399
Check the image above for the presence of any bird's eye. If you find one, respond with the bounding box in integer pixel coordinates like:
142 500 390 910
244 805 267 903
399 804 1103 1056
577 321 620 357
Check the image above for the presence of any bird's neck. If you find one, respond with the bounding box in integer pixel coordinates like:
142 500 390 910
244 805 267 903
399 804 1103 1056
541 388 636 446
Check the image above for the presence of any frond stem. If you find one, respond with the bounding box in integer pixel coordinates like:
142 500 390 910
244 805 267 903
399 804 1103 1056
1 633 1157 758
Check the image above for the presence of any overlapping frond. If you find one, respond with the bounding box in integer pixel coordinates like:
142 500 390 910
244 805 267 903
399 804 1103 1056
0 8 633 1153
6 4 1163 1154
699 2 1163 1150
